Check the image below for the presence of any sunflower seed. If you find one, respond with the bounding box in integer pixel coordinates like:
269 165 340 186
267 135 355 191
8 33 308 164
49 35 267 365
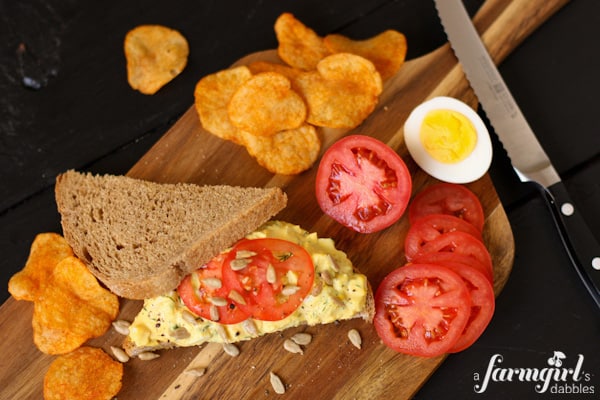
327 254 340 272
138 351 160 361
202 277 222 289
230 258 251 271
269 372 286 394
181 309 198 325
283 339 303 355
310 280 323 296
348 329 362 349
242 319 258 336
331 296 345 307
209 304 220 321
228 289 246 305
266 263 277 284
320 271 333 286
191 271 201 288
215 324 228 341
291 332 312 346
209 297 228 307
110 346 130 363
223 343 240 357
236 250 257 259
112 320 131 335
185 367 206 377
171 326 190 339
282 285 300 296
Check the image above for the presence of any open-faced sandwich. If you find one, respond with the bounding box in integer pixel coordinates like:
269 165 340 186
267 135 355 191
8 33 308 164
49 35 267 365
54 170 374 357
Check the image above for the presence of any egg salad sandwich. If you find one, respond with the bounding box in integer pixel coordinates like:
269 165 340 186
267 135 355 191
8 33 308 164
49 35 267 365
54 170 374 356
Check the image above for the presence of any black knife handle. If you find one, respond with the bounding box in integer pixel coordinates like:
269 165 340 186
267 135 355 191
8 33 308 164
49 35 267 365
538 181 600 310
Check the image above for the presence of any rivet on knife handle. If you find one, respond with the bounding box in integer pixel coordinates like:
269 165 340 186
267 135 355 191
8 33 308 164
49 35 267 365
541 182 600 309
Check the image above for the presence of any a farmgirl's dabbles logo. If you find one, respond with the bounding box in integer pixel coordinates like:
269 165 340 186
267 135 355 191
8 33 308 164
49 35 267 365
473 351 595 395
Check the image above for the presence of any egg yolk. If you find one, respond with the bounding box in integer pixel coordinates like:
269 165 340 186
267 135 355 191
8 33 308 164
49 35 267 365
419 109 477 163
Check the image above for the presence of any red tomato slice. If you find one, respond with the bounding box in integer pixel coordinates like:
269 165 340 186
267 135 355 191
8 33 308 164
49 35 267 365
316 135 412 233
404 214 483 262
374 263 472 357
178 254 251 325
433 262 495 353
408 183 485 231
412 231 493 279
412 251 494 283
222 238 314 321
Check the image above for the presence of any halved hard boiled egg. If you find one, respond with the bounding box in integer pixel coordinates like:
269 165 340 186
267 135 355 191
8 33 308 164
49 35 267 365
403 96 492 183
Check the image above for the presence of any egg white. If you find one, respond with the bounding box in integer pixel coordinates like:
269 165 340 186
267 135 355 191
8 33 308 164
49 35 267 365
403 96 492 183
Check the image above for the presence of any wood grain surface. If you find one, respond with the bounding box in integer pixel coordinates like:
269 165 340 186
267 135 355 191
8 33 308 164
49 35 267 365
0 0 568 399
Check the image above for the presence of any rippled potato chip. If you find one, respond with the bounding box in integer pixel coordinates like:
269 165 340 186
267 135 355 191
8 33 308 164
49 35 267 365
323 30 407 81
241 124 321 175
294 53 382 128
274 13 330 70
125 24 189 95
44 346 123 400
8 233 73 302
194 66 252 142
33 256 119 355
228 72 307 136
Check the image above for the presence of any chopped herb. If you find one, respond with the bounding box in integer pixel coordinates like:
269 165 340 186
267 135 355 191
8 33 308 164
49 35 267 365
277 251 293 262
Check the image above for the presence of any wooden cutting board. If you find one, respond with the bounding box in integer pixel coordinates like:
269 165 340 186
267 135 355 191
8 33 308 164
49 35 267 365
0 0 569 399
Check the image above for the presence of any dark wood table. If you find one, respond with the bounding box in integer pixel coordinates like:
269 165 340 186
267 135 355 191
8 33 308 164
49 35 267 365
1 0 598 398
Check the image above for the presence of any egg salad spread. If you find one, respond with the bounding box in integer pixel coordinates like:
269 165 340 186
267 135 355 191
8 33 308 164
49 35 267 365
127 221 370 349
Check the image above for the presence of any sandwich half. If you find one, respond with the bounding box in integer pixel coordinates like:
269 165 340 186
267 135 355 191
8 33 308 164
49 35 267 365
55 170 287 299
123 220 374 356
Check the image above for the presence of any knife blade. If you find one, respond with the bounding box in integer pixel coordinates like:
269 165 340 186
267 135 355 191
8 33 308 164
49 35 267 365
434 0 600 309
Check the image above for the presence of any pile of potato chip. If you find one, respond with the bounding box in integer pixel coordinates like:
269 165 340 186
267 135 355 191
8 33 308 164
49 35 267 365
8 233 122 399
194 12 407 175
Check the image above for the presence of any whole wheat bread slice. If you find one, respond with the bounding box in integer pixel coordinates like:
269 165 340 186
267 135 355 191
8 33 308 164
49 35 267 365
54 170 287 299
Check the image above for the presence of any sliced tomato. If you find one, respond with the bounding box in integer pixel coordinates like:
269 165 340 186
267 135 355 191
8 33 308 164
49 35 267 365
404 214 483 262
222 238 314 321
408 183 485 231
411 231 493 279
374 263 472 357
412 251 494 283
433 262 495 352
178 253 251 325
315 135 412 233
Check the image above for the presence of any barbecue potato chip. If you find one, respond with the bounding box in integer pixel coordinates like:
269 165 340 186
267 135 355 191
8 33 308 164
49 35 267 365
323 30 407 81
194 66 253 142
240 124 321 175
274 12 330 70
8 233 73 302
33 256 119 355
44 346 123 400
228 72 307 136
316 52 383 94
125 24 189 95
294 53 382 128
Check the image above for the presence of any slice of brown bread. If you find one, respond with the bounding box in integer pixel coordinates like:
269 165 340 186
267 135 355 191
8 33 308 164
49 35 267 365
54 170 287 299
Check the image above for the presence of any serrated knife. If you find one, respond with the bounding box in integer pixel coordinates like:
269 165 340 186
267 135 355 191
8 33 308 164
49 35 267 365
434 0 600 309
